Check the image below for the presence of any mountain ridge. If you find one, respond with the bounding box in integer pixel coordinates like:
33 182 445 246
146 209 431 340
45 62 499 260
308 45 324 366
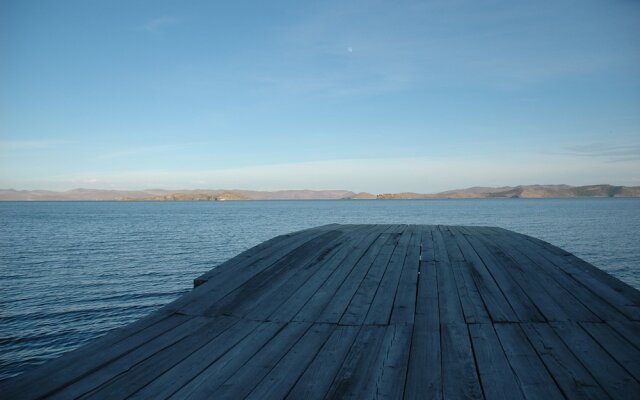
1 184 639 201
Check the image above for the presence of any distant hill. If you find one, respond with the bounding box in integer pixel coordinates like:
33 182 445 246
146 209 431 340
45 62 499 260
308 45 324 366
1 184 639 201
343 192 377 200
378 185 640 199
0 188 355 201
127 191 252 201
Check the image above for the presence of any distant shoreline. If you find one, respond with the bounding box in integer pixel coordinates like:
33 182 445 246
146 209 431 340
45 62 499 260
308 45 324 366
2 197 640 203
1 184 639 201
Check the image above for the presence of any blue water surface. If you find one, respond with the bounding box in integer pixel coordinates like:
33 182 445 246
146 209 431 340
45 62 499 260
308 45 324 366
1 198 639 380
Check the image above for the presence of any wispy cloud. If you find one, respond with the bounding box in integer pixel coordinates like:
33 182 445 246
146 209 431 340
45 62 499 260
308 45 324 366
96 143 194 161
23 153 639 193
0 139 69 151
143 16 176 32
564 142 640 162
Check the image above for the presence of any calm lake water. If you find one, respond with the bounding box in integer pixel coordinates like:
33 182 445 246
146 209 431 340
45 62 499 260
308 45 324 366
1 198 639 380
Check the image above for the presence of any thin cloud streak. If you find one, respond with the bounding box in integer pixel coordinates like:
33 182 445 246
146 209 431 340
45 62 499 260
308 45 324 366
96 143 197 161
564 142 640 162
143 16 176 32
0 140 70 151
9 155 639 193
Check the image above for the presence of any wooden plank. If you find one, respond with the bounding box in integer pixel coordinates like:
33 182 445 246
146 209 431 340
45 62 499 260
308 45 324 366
499 229 640 321
49 316 213 399
245 323 335 400
0 312 186 399
193 234 289 286
580 322 640 380
174 225 339 316
473 231 599 322
461 231 544 322
168 321 284 398
469 323 525 400
556 253 640 320
203 228 348 318
440 226 490 324
486 229 628 323
129 318 260 399
324 325 388 399
431 228 464 325
366 324 413 399
198 229 345 317
441 323 483 400
308 226 399 324
270 225 383 323
245 225 375 322
195 322 312 399
285 325 360 400
405 256 442 399
550 322 640 398
421 225 436 262
364 227 414 325
445 227 520 322
83 316 240 399
194 224 340 285
607 320 640 350
521 323 610 400
339 230 402 325
390 226 422 325
494 323 564 399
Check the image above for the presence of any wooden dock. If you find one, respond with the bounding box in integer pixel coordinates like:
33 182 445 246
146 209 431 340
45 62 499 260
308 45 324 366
2 224 639 399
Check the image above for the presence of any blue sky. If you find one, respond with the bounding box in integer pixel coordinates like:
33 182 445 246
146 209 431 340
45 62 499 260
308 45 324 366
1 0 639 192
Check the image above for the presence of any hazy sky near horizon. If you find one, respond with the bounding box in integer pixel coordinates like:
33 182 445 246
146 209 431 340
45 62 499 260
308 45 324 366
1 0 639 193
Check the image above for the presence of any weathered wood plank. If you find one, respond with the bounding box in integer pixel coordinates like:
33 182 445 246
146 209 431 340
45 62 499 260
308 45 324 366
580 322 640 380
521 323 610 400
473 231 599 322
469 323 525 400
244 323 336 400
390 226 422 325
421 225 436 263
494 323 565 399
493 227 640 321
550 322 640 398
297 226 398 324
193 224 340 285
485 229 628 323
198 229 345 317
267 225 378 322
286 325 361 400
431 228 464 325
250 226 378 322
606 320 640 350
441 226 491 324
175 225 340 316
168 321 284 398
339 230 402 325
364 227 414 325
405 257 442 399
50 316 213 399
460 231 544 322
82 316 240 399
446 227 520 322
129 318 260 399
205 322 312 399
441 323 483 400
324 325 388 399
359 324 413 399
